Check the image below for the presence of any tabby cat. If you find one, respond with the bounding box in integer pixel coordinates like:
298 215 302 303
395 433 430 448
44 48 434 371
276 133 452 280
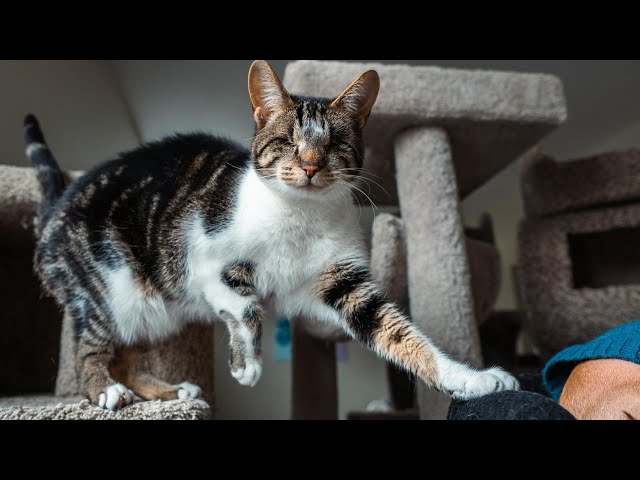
26 61 518 410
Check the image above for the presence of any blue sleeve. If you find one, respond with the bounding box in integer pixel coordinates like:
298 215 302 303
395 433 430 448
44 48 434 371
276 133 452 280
542 320 640 401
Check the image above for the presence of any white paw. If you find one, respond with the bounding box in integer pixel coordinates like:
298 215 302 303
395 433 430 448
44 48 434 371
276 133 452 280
231 357 262 387
97 383 134 410
446 367 519 400
177 381 202 400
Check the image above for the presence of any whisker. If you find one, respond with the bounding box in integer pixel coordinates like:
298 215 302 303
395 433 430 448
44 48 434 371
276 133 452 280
333 169 392 199
353 190 363 233
336 175 391 198
339 179 384 208
350 176 392 200
339 180 379 213
340 181 364 233
225 162 245 172
335 167 386 181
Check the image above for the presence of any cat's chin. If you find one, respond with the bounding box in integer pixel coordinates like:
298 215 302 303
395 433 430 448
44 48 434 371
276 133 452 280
298 184 328 193
275 181 335 200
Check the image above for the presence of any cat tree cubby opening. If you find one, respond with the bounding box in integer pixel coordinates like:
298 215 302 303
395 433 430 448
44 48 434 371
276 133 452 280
569 226 640 289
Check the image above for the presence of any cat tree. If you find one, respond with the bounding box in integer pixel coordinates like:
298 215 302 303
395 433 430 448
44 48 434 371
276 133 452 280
284 61 567 419
0 166 214 419
518 148 640 359
0 62 568 420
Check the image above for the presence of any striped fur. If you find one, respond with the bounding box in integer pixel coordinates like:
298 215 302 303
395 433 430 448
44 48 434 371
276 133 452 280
315 262 439 384
27 61 518 411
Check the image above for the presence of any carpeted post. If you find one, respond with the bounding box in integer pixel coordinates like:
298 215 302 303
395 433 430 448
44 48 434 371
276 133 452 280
394 127 483 419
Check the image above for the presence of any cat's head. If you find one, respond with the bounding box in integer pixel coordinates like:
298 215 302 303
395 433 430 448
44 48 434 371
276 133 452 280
248 60 379 198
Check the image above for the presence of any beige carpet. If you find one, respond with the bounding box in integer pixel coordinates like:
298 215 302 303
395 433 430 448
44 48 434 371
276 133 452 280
0 395 211 420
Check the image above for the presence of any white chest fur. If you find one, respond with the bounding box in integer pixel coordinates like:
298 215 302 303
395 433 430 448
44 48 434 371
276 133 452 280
188 169 367 316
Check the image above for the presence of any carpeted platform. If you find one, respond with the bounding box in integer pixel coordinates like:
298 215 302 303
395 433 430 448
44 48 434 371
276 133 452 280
0 395 211 420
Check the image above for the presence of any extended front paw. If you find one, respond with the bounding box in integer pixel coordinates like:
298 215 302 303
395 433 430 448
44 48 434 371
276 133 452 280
445 367 519 400
97 383 135 410
231 357 262 387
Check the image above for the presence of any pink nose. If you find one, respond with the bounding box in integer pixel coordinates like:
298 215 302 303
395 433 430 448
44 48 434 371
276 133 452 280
301 165 320 178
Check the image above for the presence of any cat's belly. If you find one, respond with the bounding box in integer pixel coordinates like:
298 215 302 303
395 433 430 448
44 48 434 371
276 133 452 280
104 264 212 345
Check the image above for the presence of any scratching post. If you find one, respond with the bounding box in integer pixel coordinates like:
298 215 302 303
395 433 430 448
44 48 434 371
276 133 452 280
291 319 338 420
395 127 481 419
395 127 482 365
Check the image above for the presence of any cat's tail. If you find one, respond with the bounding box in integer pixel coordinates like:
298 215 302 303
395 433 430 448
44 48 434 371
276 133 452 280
24 114 65 221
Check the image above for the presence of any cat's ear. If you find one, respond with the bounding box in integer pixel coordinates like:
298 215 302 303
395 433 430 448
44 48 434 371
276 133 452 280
248 60 292 129
330 70 380 128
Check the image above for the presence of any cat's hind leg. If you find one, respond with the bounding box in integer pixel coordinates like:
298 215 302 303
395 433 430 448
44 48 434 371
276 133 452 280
76 336 135 410
51 257 134 410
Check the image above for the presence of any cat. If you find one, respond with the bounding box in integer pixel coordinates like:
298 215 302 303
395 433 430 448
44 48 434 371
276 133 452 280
26 60 518 411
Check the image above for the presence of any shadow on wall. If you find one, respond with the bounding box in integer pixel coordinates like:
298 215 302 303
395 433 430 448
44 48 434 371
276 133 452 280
0 61 139 170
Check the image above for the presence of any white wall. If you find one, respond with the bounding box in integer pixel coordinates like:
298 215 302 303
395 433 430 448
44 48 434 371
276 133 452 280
111 60 286 146
591 119 640 154
0 60 139 170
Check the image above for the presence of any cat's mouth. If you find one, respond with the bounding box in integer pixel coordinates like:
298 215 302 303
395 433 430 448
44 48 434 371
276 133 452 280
287 182 331 193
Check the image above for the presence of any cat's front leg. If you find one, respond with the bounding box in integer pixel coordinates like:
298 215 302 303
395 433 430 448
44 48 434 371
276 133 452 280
314 262 519 399
204 261 263 387
220 303 263 387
